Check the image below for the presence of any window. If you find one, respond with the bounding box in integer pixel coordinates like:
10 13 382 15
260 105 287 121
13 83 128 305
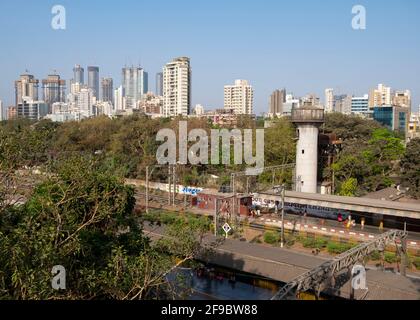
302 150 305 154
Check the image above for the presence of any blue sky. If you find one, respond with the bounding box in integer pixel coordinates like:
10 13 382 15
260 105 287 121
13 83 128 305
0 0 419 113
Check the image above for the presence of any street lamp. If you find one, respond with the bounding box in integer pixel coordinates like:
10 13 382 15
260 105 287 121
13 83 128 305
273 184 286 248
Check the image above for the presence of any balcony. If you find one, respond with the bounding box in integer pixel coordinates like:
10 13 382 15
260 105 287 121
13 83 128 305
291 107 325 123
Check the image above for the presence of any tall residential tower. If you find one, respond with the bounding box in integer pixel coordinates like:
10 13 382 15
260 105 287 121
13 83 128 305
224 80 254 115
162 57 191 116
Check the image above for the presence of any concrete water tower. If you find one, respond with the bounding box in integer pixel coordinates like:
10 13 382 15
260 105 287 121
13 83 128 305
291 105 325 193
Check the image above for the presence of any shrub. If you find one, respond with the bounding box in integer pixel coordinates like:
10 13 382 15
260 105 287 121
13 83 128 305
369 251 381 261
302 237 328 249
264 231 279 244
413 257 420 270
384 252 400 264
327 242 353 254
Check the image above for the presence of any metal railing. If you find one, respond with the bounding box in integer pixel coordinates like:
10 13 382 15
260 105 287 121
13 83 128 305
271 229 408 300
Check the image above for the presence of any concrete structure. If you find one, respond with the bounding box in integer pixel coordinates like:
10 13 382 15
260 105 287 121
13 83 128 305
87 66 99 100
256 189 420 229
301 94 320 107
334 94 352 114
122 66 148 109
156 72 163 96
73 64 84 84
145 224 420 300
95 101 114 117
369 84 392 108
77 87 95 118
292 106 325 194
393 90 411 109
138 92 163 115
282 94 300 116
46 102 80 122
70 82 84 95
193 104 205 115
324 88 334 113
268 89 286 117
163 57 191 117
101 78 113 102
0 100 3 121
42 74 66 113
224 80 254 115
7 106 17 120
17 97 48 121
351 94 369 116
408 113 420 140
15 73 39 106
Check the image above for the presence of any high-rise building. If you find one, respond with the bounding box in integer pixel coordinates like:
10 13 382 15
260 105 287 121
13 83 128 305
139 92 163 115
17 97 48 121
393 90 411 109
351 95 369 116
224 80 254 115
269 89 286 117
70 82 84 95
373 105 410 135
334 94 352 114
163 57 191 116
283 94 300 116
0 100 4 121
8 106 17 120
101 78 114 102
114 85 126 111
324 88 334 113
156 72 163 96
369 84 392 108
193 104 205 115
77 87 95 118
301 94 320 107
15 73 39 106
73 64 84 84
122 66 148 109
87 66 100 99
42 74 66 113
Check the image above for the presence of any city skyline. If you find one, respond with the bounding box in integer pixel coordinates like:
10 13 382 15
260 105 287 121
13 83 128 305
0 0 419 112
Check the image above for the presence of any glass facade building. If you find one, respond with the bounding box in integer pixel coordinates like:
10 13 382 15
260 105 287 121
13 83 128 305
88 66 100 99
122 67 148 109
373 105 409 134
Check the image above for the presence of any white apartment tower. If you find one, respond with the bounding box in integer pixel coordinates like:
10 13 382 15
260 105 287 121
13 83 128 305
324 88 334 113
162 57 191 117
114 85 126 111
224 80 254 115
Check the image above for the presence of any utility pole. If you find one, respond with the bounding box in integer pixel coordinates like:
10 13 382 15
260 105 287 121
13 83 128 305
214 198 218 237
172 165 176 206
281 184 285 248
231 173 235 219
146 166 149 213
168 165 172 206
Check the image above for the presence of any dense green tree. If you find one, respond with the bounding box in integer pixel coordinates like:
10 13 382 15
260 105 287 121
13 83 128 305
0 156 210 300
401 138 420 199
